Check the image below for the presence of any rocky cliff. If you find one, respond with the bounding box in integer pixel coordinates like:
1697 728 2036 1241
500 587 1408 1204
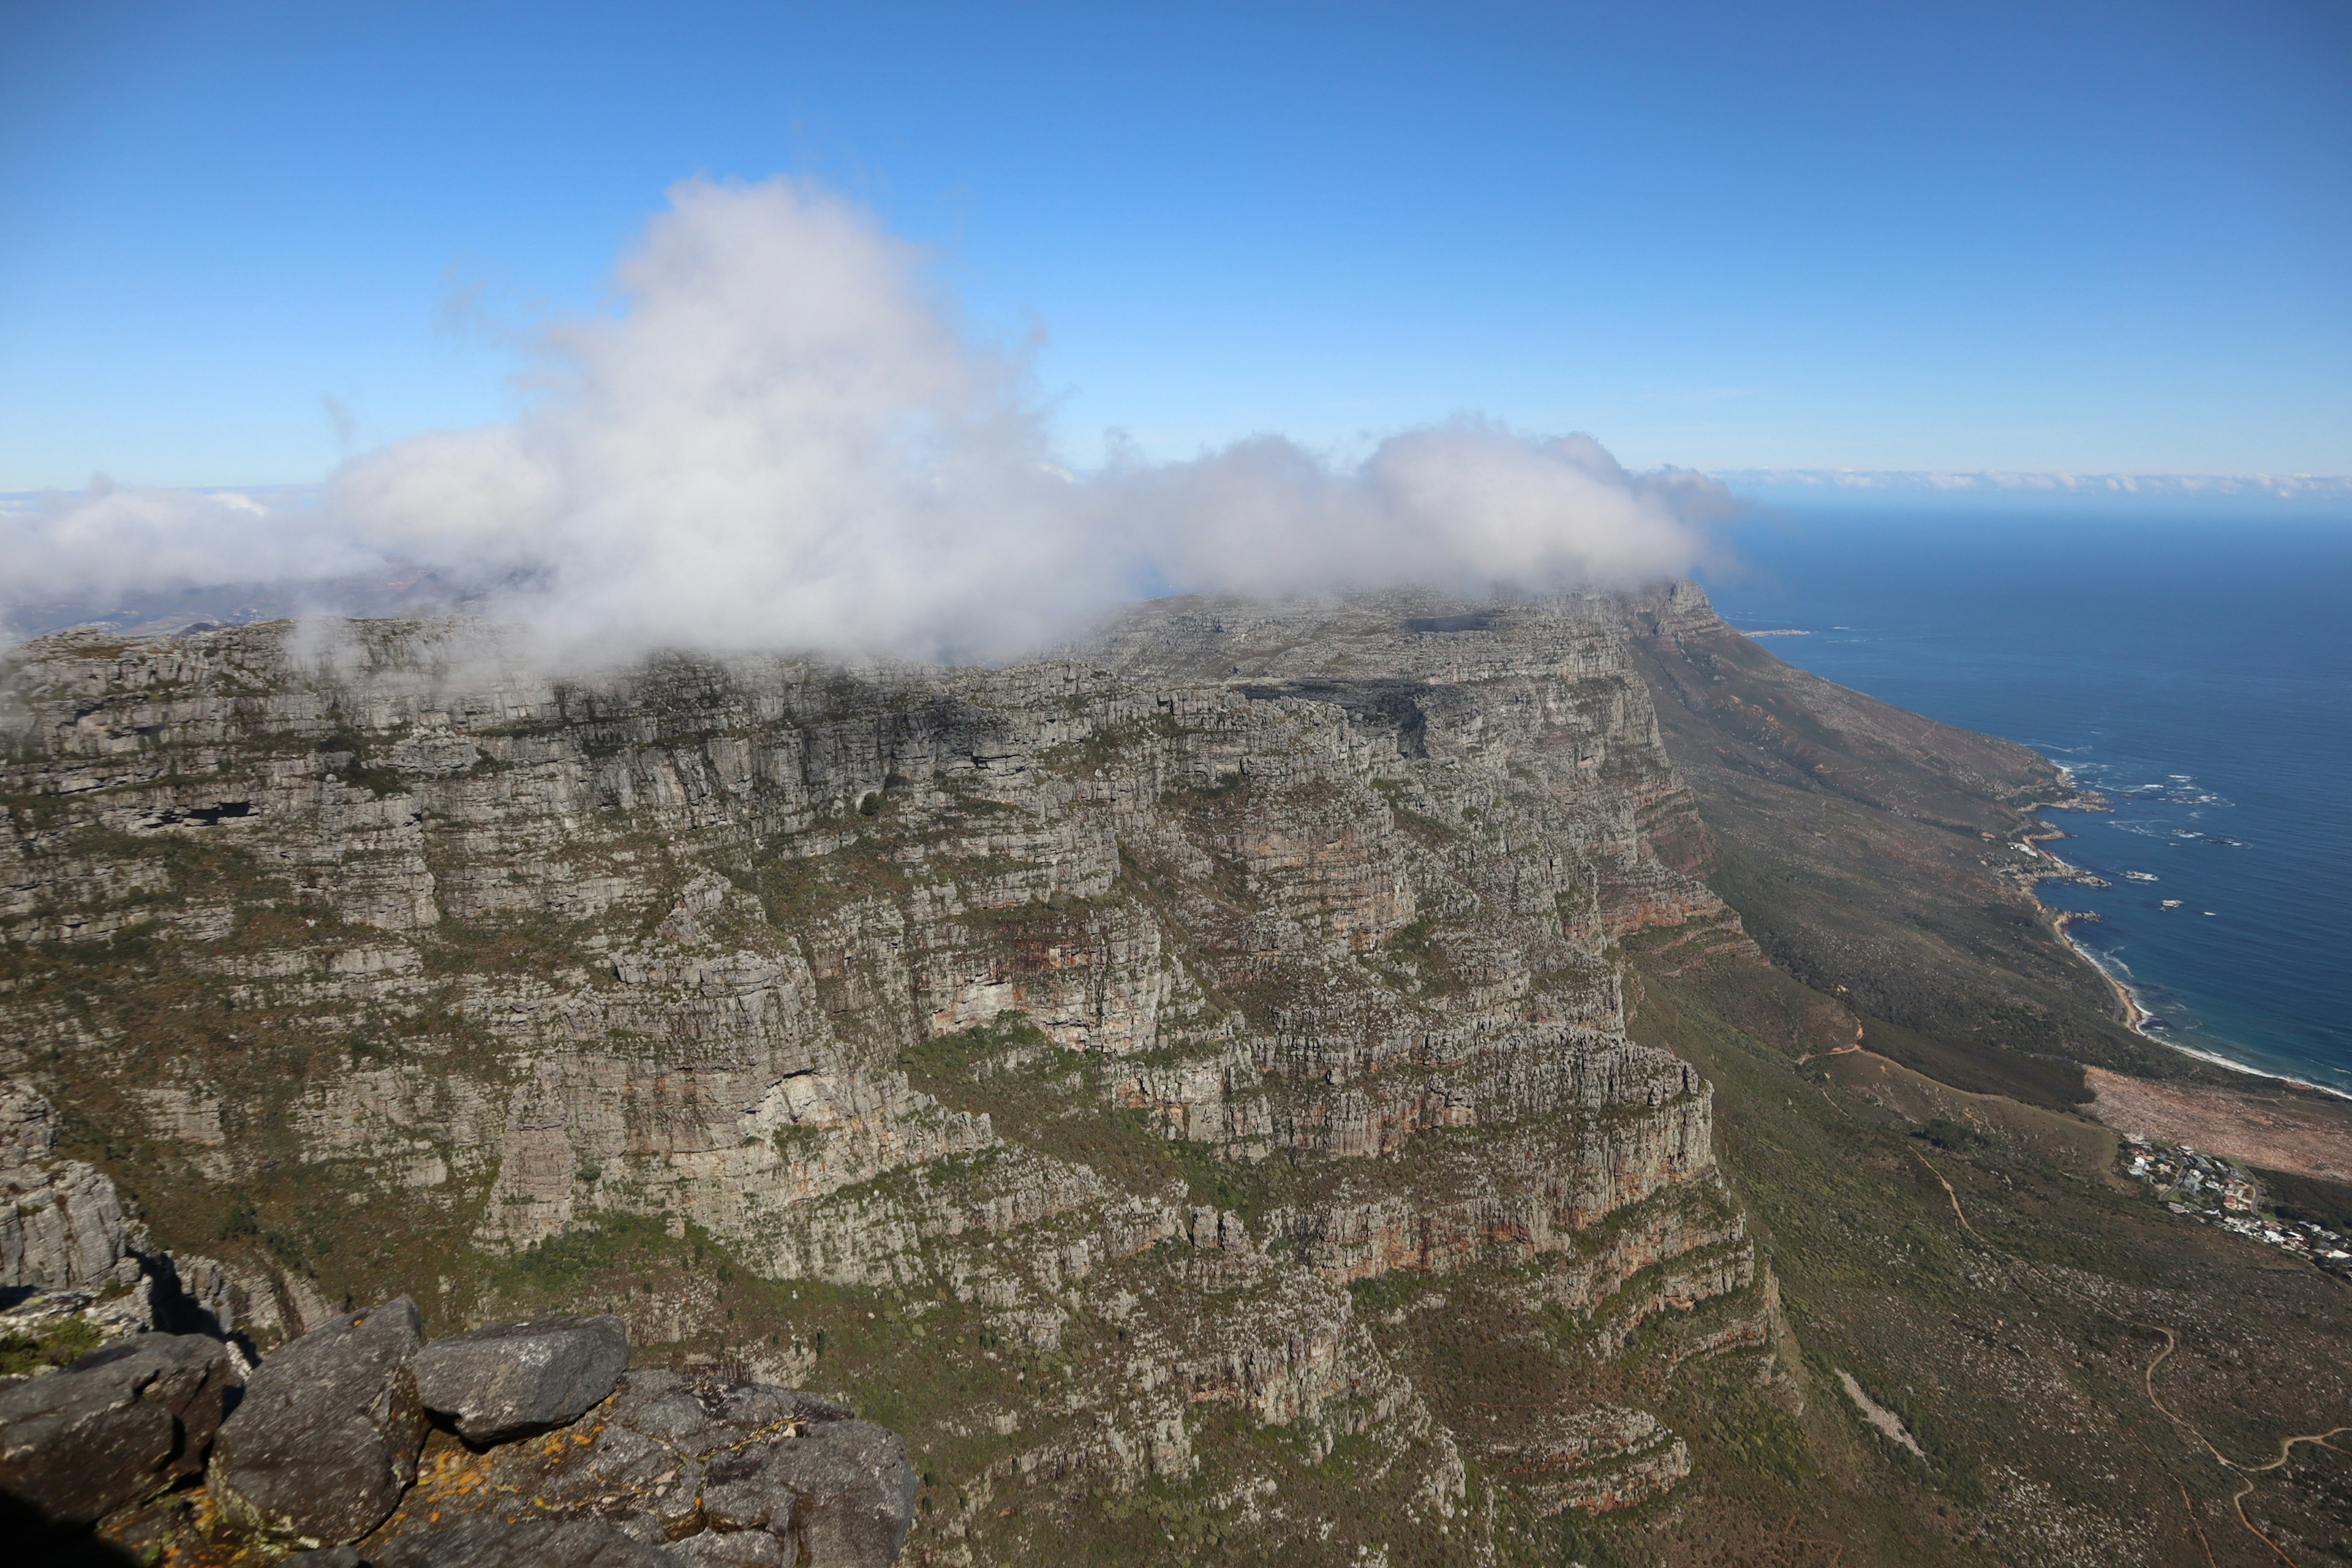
0 589 1782 1562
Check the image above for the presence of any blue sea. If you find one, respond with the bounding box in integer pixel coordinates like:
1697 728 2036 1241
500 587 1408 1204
1700 505 2352 1094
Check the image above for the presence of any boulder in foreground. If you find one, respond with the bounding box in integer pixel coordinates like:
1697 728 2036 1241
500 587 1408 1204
411 1314 629 1445
289 1516 667 1566
209 1295 427 1545
371 1369 915 1567
0 1332 240 1525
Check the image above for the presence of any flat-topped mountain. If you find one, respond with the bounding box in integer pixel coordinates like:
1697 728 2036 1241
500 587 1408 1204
4 586 2348 1566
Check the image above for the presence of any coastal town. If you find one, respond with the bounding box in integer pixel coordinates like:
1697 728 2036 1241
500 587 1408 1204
2120 1133 2352 1280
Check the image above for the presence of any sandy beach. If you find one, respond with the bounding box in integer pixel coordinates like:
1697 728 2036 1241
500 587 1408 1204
2018 816 2352 1104
2049 908 2152 1029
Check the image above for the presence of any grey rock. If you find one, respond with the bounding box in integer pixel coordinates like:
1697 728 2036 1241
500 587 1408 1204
0 1082 145 1300
606 1369 726 1446
601 1369 850 1453
412 1314 629 1444
368 1517 667 1567
0 1079 206 1374
0 1331 240 1525
367 1371 913 1568
666 1529 786 1566
282 1550 364 1567
1 1158 136 1295
0 1079 58 1173
759 1419 918 1568
692 1414 915 1568
714 1381 854 1427
209 1295 427 1544
151 1250 251 1341
698 1444 800 1533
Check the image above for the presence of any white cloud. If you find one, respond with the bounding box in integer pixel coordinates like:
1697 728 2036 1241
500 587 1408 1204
0 479 373 606
6 176 1736 659
1715 467 2352 501
1105 424 1730 601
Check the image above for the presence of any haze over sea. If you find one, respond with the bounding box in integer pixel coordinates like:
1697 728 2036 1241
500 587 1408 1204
1705 505 2352 1094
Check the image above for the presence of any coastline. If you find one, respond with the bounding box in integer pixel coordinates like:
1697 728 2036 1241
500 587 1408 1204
2022 824 2352 1102
2049 907 2150 1031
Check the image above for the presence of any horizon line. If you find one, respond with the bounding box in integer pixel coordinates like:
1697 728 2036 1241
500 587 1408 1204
1710 468 2352 496
7 467 2352 508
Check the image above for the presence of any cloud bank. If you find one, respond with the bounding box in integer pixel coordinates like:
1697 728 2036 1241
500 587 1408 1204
1716 469 2352 501
4 177 1733 659
0 481 373 605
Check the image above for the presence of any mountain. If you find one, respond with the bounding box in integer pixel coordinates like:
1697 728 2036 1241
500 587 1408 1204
3 586 2347 1566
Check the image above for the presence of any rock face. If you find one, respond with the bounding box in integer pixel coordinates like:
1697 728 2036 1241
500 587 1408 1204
1484 1405 1691 1515
210 1295 429 1544
412 1314 630 1444
0 1077 249 1365
0 587 1789 1556
363 1517 668 1567
0 1331 240 1524
375 1369 916 1568
2 1077 136 1295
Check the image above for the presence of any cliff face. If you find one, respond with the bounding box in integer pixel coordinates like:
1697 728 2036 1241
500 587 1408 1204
0 590 1777 1560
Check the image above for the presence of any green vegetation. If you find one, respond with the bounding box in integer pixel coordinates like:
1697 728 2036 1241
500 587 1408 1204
900 1011 1194 1200
2255 1165 2352 1234
1627 944 2352 1563
0 1316 105 1379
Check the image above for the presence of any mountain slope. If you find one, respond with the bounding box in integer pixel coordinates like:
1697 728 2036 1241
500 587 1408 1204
2 588 2346 1566
1 600 1755 1564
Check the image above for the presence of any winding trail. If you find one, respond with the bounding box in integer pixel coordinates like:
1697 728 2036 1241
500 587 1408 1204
1907 1142 2349 1566
1901 1144 1986 1245
2212 1414 2351 1567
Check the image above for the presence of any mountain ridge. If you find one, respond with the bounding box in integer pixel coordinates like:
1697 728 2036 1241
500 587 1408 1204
4 583 2348 1564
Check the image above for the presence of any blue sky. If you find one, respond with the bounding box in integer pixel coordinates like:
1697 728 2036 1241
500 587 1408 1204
2 0 2348 491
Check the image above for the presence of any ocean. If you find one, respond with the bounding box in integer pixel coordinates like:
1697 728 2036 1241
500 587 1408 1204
1700 505 2352 1094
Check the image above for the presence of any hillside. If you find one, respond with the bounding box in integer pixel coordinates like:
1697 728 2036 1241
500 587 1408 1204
2 587 2347 1566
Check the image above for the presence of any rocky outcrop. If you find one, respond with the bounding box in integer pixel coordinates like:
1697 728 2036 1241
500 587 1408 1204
377 1369 915 1568
413 1313 630 1444
1 1079 136 1295
210 1295 431 1545
0 1331 239 1525
1 1298 918 1566
333 1517 668 1567
1486 1405 1692 1515
0 1078 250 1370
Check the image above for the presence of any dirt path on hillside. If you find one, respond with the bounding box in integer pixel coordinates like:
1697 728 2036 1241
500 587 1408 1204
1908 1142 2348 1567
1817 1050 2350 1560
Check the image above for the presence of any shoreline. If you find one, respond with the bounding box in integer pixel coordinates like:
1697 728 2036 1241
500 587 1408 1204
2023 829 2352 1102
2049 908 2151 1032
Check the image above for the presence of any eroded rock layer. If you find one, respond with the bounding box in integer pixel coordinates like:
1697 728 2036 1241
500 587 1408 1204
1 588 1782 1558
